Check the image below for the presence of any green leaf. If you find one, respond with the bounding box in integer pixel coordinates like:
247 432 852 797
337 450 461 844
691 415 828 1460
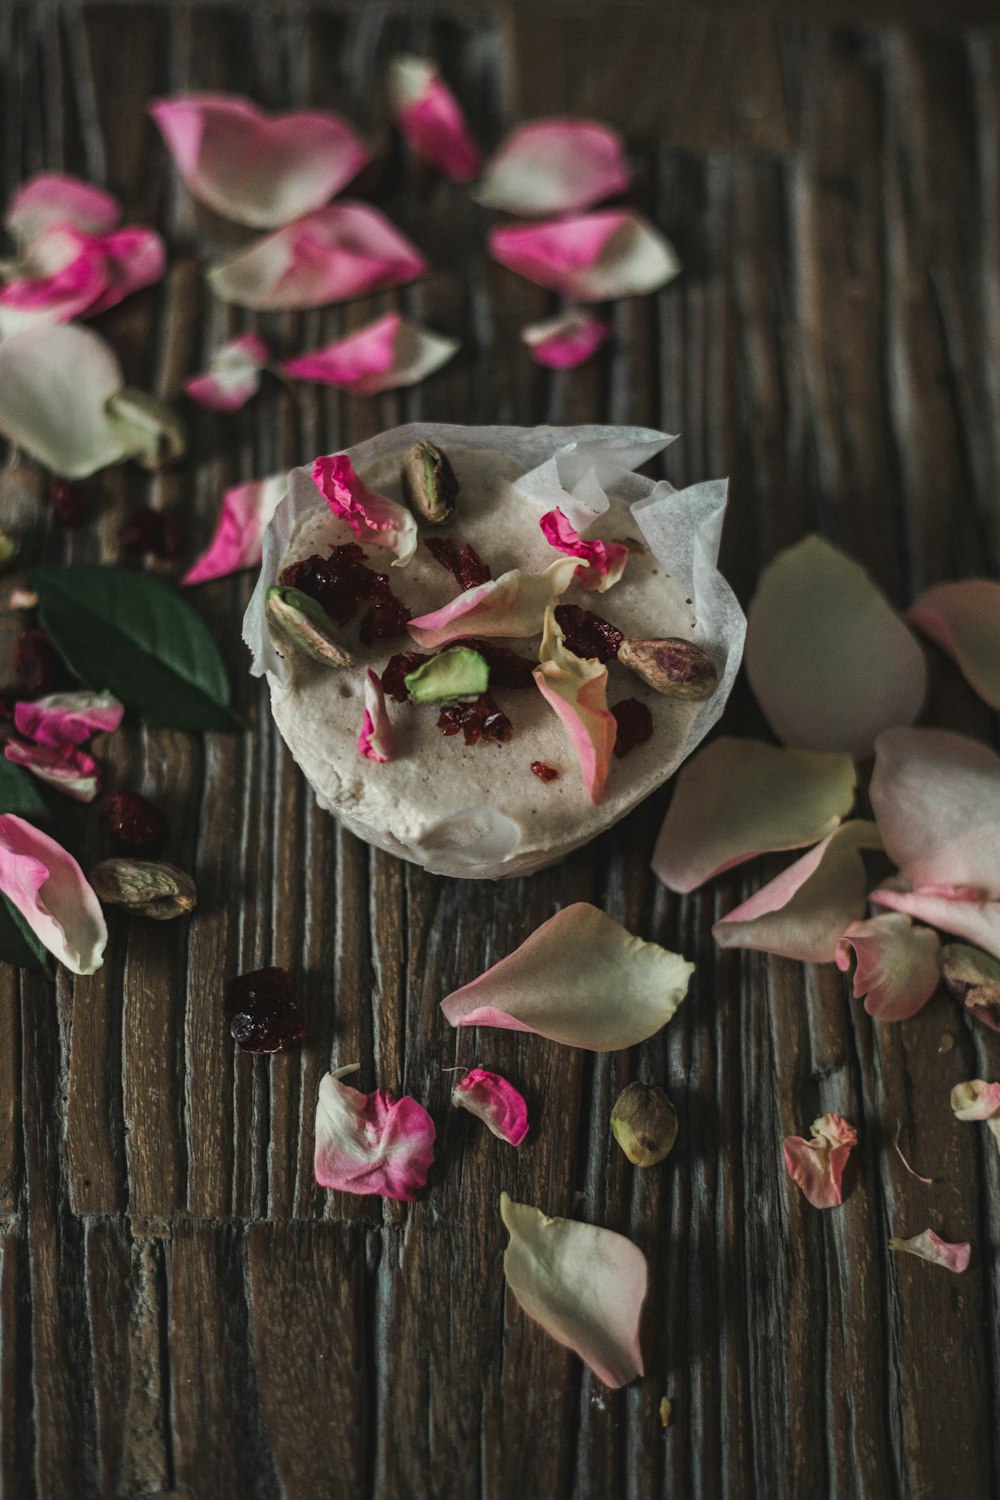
0 893 52 973
0 758 50 819
31 566 243 731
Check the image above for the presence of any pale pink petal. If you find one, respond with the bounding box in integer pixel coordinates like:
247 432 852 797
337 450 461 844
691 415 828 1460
313 1063 435 1200
889 1230 970 1273
312 453 417 566
0 813 107 973
712 821 883 963
907 580 1000 710
870 883 1000 963
441 902 693 1051
283 312 457 395
150 94 370 228
950 1078 1000 1122
532 603 616 802
5 173 120 246
653 739 857 895
475 121 630 216
14 691 124 747
500 1193 646 1388
4 740 100 802
182 474 287 586
451 1068 528 1145
358 668 393 764
539 508 628 592
206 201 426 310
745 537 926 758
894 1128 933 1184
388 55 481 181
522 310 611 370
184 331 270 412
490 210 679 302
783 1113 857 1209
408 556 577 648
0 324 130 479
835 913 941 1022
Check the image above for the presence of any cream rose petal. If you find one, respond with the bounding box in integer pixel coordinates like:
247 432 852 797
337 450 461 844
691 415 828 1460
0 813 107 974
950 1079 1000 1159
5 172 120 246
475 120 630 216
889 1230 971 1273
408 556 577 649
907 579 1000 710
835 913 941 1022
871 883 1000 963
313 1064 435 1201
532 603 616 802
0 324 130 478
783 1113 857 1209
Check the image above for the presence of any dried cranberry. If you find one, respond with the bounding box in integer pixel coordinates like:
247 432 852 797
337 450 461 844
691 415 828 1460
100 790 168 854
225 966 307 1054
279 546 373 626
47 480 85 529
530 761 559 782
119 504 183 558
555 604 623 664
451 638 536 689
381 650 431 702
0 698 11 722
611 698 654 758
425 536 492 590
15 628 66 698
437 692 512 746
359 574 411 644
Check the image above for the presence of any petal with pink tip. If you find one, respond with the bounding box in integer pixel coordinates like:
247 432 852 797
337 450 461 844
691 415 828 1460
745 536 926 757
149 94 370 228
452 1068 528 1145
284 312 457 395
870 883 1000 962
533 604 616 802
889 1230 971 1273
312 453 416 566
907 579 1000 710
539 508 628 592
182 474 287 586
475 120 630 216
388 55 481 181
0 325 131 479
441 902 693 1052
358 668 393 764
4 740 100 802
314 1063 435 1200
0 813 107 973
835 913 940 1022
408 556 577 649
653 739 857 895
14 691 124 747
951 1078 1000 1123
184 332 270 412
522 310 611 370
490 211 679 302
0 225 164 334
712 821 883 963
783 1113 857 1209
206 201 426 310
5 173 120 247
500 1193 646 1388
83 228 165 313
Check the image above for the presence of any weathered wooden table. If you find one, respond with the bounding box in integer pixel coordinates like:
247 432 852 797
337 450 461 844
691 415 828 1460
1 4 998 1497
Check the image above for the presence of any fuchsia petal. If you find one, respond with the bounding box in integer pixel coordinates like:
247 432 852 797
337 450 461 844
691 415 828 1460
907 579 1000 710
441 902 693 1052
408 556 577 649
539 508 628 592
4 740 100 802
5 173 120 245
150 94 370 228
490 211 679 302
712 821 883 963
312 453 416 566
475 120 630 216
522 310 611 370
500 1193 646 1388
206 201 426 310
83 227 165 313
182 474 286 586
783 1113 857 1209
835 913 941 1022
284 312 458 395
451 1068 528 1145
0 225 164 332
889 1230 971 1273
532 603 616 802
184 332 270 412
14 691 124 747
314 1064 435 1200
388 55 481 181
358 668 393 764
0 813 107 973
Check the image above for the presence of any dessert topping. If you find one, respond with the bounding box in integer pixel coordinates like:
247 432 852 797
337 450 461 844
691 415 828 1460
618 636 718 698
554 603 623 663
402 440 459 525
265 585 352 667
437 691 512 746
530 761 559 782
611 697 653 758
424 535 490 589
405 646 489 703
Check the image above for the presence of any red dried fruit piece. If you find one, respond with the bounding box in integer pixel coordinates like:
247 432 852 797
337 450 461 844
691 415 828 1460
425 536 492 590
15 628 67 698
225 965 307 1054
100 790 168 854
437 692 513 746
451 637 536 689
119 504 184 558
531 761 559 782
359 573 412 645
611 698 654 758
381 650 432 702
0 698 10 721
47 480 85 529
554 604 624 663
279 545 375 626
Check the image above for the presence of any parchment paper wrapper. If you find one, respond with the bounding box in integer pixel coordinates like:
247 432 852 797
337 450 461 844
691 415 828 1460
244 423 746 879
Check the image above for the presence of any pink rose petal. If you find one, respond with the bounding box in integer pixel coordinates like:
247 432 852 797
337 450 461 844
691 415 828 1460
894 1128 933 1184
522 310 611 370
0 813 107 973
951 1079 1000 1164
783 1112 857 1209
312 453 417 566
14 690 124 747
388 55 481 181
182 474 287 586
451 1068 528 1146
835 913 941 1022
184 332 270 412
150 94 370 228
441 902 693 1052
206 201 426 310
889 1229 970 1273
490 210 679 302
4 740 100 802
870 882 1000 963
539 508 628 592
283 312 457 395
0 225 165 333
5 173 120 246
358 668 393 764
314 1063 435 1201
408 556 577 649
475 120 630 216
907 579 1000 710
500 1192 646 1388
532 603 616 802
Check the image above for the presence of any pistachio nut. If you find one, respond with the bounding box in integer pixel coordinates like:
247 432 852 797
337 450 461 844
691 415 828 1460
90 858 196 920
404 646 489 703
618 637 718 699
401 440 458 525
0 530 19 570
265 585 352 667
611 1081 678 1167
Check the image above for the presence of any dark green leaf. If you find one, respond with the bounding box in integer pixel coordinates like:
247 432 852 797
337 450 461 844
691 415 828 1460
0 892 52 973
0 757 50 819
30 566 243 731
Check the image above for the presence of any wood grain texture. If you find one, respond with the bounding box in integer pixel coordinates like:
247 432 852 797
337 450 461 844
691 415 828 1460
0 5 998 1498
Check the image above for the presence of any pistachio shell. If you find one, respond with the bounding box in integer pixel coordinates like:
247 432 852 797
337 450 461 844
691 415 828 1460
618 637 718 698
401 439 458 524
610 1081 678 1166
105 388 186 468
265 585 352 667
89 858 196 920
